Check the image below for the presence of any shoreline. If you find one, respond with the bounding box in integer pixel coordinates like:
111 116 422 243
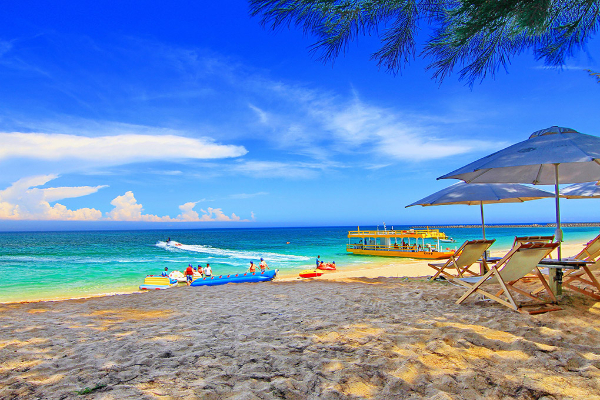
1 240 588 305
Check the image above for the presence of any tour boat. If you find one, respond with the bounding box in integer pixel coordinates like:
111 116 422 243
346 227 455 259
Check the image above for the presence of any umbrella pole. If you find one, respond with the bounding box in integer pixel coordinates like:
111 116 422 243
554 164 562 260
480 201 486 240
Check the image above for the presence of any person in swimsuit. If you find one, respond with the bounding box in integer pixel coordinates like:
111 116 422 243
247 261 256 273
259 258 269 273
161 267 169 277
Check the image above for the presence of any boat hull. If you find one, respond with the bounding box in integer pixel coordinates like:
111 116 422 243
299 270 323 278
190 269 277 287
139 276 178 290
317 265 336 270
346 248 454 259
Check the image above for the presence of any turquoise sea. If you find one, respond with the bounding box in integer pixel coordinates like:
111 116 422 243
0 226 598 303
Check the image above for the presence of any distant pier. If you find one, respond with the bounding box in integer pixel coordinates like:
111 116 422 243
411 222 600 229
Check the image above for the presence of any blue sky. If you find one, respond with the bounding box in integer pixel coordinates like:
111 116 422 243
0 1 599 230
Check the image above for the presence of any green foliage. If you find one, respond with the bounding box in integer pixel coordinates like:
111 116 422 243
587 69 600 82
249 0 600 85
76 383 107 395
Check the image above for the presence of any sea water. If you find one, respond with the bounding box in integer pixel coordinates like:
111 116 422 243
0 226 598 303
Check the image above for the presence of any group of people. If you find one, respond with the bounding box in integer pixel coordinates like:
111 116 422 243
316 255 336 270
247 258 270 273
160 258 269 286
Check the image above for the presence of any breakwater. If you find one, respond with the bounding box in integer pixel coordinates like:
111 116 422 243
411 222 600 229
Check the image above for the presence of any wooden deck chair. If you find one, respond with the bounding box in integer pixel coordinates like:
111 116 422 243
453 242 560 314
561 233 600 300
428 239 495 281
513 235 555 259
512 235 555 246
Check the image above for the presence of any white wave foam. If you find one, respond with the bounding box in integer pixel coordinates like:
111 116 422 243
155 241 309 262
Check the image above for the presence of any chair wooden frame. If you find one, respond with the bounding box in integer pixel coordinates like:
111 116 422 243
562 233 600 300
513 236 555 259
453 242 560 314
428 239 495 281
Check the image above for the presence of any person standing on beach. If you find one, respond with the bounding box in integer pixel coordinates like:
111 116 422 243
161 267 169 277
185 264 194 285
259 258 269 272
248 261 256 273
197 264 204 278
204 263 212 277
316 255 320 268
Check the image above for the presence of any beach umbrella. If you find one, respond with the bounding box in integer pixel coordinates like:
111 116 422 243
406 182 555 239
438 126 600 258
561 181 600 199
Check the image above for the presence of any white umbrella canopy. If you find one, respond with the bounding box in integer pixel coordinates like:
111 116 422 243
438 126 600 185
561 181 600 199
438 126 600 258
406 182 555 239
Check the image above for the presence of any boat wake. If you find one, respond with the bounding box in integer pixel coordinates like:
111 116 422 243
155 241 310 262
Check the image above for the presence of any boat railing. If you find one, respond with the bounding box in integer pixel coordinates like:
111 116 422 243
348 229 448 239
346 244 440 253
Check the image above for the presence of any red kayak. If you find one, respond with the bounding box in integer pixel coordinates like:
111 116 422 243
299 269 323 278
317 263 336 270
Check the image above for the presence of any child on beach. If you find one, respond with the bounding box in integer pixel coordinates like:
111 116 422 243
259 258 269 272
185 265 194 285
197 265 204 278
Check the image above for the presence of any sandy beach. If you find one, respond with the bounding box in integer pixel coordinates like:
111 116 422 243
1 240 600 399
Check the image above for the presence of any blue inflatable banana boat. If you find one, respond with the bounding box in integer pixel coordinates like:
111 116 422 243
190 269 278 287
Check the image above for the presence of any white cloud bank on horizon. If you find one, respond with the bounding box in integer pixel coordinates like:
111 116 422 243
0 132 247 164
107 192 247 222
0 176 250 222
0 174 105 220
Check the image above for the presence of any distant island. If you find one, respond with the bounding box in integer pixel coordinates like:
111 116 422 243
411 222 600 229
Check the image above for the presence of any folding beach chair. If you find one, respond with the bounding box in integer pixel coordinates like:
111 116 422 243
513 235 555 259
428 239 495 281
453 242 560 314
512 235 555 246
561 233 600 300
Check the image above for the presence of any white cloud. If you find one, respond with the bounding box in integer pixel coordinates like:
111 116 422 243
176 201 248 222
176 201 200 221
230 161 321 179
0 175 104 220
198 207 244 222
105 193 248 222
249 104 269 124
0 132 247 164
106 191 172 222
229 192 269 199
